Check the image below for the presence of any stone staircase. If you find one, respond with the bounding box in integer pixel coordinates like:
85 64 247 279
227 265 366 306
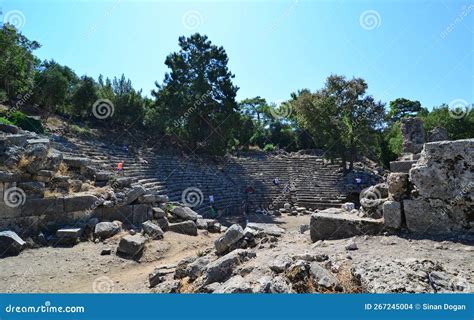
51 136 348 216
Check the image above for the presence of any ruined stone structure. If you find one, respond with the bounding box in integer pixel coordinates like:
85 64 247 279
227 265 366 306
0 125 348 241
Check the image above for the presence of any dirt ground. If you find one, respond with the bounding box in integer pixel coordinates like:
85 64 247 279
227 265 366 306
0 214 472 293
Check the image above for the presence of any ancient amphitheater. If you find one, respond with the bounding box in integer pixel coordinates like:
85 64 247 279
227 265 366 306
0 118 472 293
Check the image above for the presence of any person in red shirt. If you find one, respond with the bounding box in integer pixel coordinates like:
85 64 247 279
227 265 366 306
117 161 124 176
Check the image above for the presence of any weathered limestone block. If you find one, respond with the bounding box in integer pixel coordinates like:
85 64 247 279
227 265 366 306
310 210 384 242
117 234 146 257
171 206 199 221
124 185 146 204
246 222 285 236
383 201 403 229
94 221 121 239
0 230 26 256
168 221 198 236
428 127 448 142
387 173 409 201
142 220 164 239
401 117 425 154
102 206 133 224
132 204 152 226
64 194 100 212
410 139 473 201
214 224 245 255
21 198 64 216
404 199 471 234
203 249 256 285
62 156 91 168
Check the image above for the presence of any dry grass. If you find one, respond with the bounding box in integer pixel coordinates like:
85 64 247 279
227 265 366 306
44 190 63 198
57 162 68 176
336 263 364 293
18 155 31 169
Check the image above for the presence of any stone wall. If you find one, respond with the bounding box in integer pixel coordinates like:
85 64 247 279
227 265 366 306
384 139 473 235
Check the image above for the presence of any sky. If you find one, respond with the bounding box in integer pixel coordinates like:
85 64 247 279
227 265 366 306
1 0 473 110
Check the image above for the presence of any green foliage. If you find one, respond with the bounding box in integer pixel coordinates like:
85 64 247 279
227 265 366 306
71 76 98 119
387 98 427 123
385 121 403 157
263 143 275 152
149 34 240 155
33 60 72 116
0 116 14 126
292 75 385 170
422 105 474 140
8 111 44 133
69 124 95 138
0 24 40 102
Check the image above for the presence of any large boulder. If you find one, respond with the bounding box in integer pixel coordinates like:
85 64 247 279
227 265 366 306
0 231 26 257
142 221 164 240
214 224 244 255
383 201 403 229
246 222 285 237
117 234 146 257
168 221 198 236
310 210 385 241
387 173 409 201
94 221 121 239
124 186 147 204
203 249 256 285
64 194 100 212
214 275 253 293
171 206 199 221
407 139 473 234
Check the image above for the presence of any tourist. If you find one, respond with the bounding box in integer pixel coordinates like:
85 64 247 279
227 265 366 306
117 161 124 176
273 177 280 186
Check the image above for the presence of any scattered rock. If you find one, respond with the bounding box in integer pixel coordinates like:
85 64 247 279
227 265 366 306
142 221 164 240
0 231 26 257
117 234 146 257
168 221 198 236
94 222 121 240
214 224 245 255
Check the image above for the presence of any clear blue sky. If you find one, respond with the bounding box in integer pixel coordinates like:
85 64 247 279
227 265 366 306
1 0 473 109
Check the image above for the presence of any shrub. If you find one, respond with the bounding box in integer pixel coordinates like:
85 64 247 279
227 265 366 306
0 116 14 126
263 143 275 152
8 111 44 133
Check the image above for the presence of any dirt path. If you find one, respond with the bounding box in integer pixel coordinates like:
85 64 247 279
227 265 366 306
0 230 219 293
